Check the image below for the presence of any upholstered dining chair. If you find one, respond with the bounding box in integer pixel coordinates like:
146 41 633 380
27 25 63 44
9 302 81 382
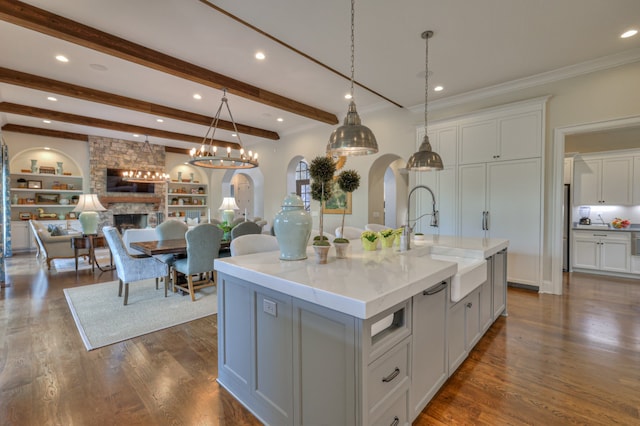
335 226 365 240
230 234 279 256
230 221 262 240
155 219 188 268
103 226 170 305
172 223 223 301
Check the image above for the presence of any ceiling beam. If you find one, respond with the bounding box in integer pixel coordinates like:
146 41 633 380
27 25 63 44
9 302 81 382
0 102 241 149
0 0 339 125
1 123 88 141
0 67 280 140
165 146 193 156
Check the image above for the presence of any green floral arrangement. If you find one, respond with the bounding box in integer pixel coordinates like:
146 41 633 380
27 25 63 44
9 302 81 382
217 221 233 233
379 229 395 238
361 230 379 242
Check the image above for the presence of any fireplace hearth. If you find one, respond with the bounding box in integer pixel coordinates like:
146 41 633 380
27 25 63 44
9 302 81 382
113 214 148 233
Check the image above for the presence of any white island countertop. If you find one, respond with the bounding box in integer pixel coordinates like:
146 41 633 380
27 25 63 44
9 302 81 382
215 235 508 319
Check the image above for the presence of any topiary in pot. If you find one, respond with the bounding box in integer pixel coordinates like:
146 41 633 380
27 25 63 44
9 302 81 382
309 156 336 245
335 169 361 242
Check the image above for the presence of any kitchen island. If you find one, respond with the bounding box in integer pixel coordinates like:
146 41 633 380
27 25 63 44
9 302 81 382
215 236 508 426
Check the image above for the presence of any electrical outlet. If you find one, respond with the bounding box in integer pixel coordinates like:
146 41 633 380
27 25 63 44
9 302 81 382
263 299 277 317
373 211 380 218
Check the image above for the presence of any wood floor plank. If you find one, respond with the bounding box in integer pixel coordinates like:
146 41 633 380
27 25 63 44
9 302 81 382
1 253 639 425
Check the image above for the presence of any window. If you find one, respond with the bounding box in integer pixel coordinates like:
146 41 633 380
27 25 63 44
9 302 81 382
295 161 310 211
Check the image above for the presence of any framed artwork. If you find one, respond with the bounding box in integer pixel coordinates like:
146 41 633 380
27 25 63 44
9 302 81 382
323 178 352 214
66 212 77 219
28 180 42 189
35 193 60 204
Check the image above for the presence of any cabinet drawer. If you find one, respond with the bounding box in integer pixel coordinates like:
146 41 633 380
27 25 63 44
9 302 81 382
372 390 409 426
368 338 410 412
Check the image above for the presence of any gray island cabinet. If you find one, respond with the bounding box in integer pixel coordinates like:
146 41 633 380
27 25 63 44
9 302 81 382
215 236 508 426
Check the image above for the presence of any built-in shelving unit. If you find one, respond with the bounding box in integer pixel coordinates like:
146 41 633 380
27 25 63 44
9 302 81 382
165 165 208 220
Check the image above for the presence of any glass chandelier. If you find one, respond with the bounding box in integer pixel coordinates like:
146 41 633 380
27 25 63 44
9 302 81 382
407 30 443 171
122 135 170 183
189 89 259 169
326 0 378 157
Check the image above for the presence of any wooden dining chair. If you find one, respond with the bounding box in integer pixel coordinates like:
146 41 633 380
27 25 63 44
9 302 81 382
172 223 223 301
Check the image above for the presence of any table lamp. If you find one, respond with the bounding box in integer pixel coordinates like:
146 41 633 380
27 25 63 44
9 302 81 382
73 194 107 235
219 197 239 225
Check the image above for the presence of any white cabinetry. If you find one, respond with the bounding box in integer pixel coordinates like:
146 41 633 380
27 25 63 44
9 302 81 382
11 221 32 251
10 173 83 221
458 109 542 165
634 156 640 205
459 159 542 286
410 281 448 419
166 181 208 220
573 156 633 206
572 230 631 273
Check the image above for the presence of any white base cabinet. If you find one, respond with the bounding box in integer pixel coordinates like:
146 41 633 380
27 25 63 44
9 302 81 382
572 230 631 273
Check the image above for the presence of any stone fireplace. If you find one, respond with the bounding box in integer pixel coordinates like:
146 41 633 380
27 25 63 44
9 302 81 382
113 213 148 233
88 136 166 232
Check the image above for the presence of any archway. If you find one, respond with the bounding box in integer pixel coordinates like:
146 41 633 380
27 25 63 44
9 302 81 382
221 167 265 220
368 154 408 228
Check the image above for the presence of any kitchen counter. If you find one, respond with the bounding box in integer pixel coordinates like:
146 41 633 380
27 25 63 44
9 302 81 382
572 224 638 232
214 236 508 319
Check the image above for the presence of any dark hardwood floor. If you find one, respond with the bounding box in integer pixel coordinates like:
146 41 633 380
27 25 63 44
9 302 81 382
1 254 639 425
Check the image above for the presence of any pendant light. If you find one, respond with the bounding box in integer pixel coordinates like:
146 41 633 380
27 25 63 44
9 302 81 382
406 30 443 171
326 0 378 157
189 89 259 169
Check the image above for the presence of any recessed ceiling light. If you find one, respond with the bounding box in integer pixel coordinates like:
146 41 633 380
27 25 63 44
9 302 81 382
193 93 202 100
621 29 638 38
133 134 140 137
43 147 51 150
434 86 444 92
55 55 69 63
156 118 164 123
345 93 352 99
232 133 237 137
277 117 284 122
89 63 108 71
255 52 266 60
43 119 51 123
47 96 58 101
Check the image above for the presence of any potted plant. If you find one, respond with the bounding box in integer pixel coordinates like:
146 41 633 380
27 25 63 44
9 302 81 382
379 228 396 248
361 230 379 251
217 221 233 241
332 169 361 258
309 156 336 263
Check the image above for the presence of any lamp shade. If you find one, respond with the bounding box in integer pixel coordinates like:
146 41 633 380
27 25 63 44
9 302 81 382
218 197 239 211
73 194 107 235
326 101 378 156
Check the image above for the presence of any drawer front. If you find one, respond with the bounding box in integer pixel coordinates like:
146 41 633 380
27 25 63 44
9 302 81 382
372 390 409 426
368 339 410 412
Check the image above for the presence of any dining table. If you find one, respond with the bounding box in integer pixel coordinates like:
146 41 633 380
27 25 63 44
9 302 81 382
129 239 231 257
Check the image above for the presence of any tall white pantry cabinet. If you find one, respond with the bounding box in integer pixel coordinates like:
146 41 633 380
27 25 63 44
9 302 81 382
415 97 545 288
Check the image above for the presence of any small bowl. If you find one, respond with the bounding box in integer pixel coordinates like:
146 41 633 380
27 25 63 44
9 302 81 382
414 234 425 241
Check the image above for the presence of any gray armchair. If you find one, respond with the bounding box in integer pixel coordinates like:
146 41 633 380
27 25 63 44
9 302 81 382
155 219 188 270
172 223 223 301
103 226 169 305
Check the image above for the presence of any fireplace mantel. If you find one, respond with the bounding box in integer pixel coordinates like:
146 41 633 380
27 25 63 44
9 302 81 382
100 196 161 208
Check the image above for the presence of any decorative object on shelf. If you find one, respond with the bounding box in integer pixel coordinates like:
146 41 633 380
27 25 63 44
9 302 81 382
30 159 37 173
326 0 378 157
274 193 312 261
35 193 60 204
611 218 631 229
309 156 336 251
190 173 194 183
73 194 107 235
407 30 443 171
12 194 18 205
177 171 182 182
17 178 27 188
39 166 56 174
361 231 379 251
56 162 63 175
19 212 31 220
59 198 70 205
219 196 239 224
66 212 76 219
122 135 170 183
189 89 258 169
36 208 58 219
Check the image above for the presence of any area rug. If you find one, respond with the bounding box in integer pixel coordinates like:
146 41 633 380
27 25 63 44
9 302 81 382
64 278 217 350
51 248 112 272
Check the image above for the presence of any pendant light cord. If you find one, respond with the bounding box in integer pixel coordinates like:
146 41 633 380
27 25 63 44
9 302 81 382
350 0 355 98
424 31 430 136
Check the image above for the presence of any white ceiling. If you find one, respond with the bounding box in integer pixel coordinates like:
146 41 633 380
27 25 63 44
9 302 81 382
1 0 639 151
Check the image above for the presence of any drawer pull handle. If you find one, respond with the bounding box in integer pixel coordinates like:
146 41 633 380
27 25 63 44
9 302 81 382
390 416 400 426
424 281 447 296
382 367 400 383
466 302 473 308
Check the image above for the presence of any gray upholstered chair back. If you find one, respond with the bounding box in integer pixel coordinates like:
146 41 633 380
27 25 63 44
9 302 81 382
231 221 262 240
182 223 223 273
231 234 279 256
156 219 188 240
